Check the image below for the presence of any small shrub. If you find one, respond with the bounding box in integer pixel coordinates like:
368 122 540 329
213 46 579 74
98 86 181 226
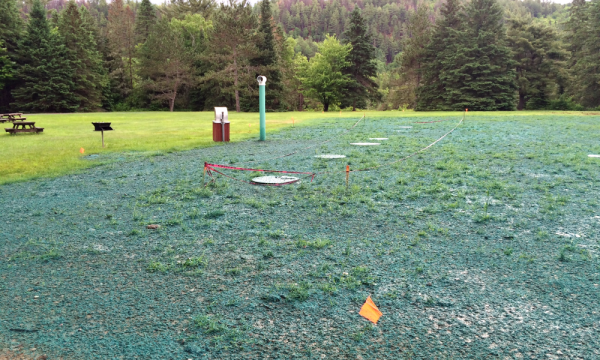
39 249 61 262
194 315 225 334
188 208 200 219
128 229 141 237
147 261 169 273
288 282 311 301
178 256 206 269
205 210 225 219
226 267 241 276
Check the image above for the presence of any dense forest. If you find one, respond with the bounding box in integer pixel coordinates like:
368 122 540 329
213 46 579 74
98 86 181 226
0 0 599 112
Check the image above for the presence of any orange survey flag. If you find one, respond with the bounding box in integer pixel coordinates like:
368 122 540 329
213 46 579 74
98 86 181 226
80 148 85 154
359 296 382 324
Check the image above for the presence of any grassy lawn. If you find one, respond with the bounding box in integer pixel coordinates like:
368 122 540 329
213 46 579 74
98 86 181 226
1 111 599 359
2 110 591 185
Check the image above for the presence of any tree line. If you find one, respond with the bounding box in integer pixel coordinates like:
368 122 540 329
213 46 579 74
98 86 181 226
382 0 600 111
0 0 598 113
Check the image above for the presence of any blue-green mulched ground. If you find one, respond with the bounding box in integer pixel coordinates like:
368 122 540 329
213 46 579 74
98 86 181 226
1 114 599 359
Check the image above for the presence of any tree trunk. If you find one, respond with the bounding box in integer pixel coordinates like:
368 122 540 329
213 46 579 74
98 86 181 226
352 99 356 111
299 93 304 111
323 102 329 112
170 77 179 112
517 92 525 110
234 52 240 112
170 89 177 112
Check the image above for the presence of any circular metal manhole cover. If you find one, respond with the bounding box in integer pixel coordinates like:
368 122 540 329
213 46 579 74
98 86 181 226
314 154 346 159
252 176 300 184
350 142 380 146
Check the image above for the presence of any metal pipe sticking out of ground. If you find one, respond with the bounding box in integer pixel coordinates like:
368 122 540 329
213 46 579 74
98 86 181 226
257 76 267 141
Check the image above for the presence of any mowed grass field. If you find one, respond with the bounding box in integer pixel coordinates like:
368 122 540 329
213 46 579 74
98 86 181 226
1 111 600 359
1 110 591 184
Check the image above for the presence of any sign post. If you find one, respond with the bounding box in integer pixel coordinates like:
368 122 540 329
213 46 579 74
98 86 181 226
257 76 267 141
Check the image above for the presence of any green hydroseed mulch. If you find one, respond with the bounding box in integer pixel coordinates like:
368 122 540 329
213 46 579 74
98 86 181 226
1 114 599 359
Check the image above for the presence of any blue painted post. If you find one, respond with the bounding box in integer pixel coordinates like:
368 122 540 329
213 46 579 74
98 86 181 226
257 76 267 141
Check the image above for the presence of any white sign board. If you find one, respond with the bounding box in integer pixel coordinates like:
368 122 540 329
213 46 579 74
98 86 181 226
214 107 229 123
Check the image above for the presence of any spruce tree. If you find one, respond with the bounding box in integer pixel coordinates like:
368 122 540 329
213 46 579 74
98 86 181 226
0 0 23 111
0 41 14 90
567 0 600 108
388 5 431 109
135 0 156 44
447 0 516 110
581 0 600 108
0 0 22 61
58 1 103 111
200 0 259 112
507 18 567 110
416 0 463 110
342 7 378 110
253 0 282 109
12 0 77 112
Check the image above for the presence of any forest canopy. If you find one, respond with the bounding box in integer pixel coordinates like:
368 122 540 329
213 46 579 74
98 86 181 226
0 0 598 113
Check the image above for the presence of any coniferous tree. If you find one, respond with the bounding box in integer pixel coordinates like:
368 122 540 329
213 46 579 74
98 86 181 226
386 5 431 109
135 0 156 44
507 18 567 110
580 0 600 108
107 0 136 96
0 41 14 90
58 1 104 111
200 0 259 112
12 0 77 112
0 0 23 111
567 0 600 108
253 0 282 109
447 0 516 110
342 7 379 110
139 17 206 111
416 0 463 110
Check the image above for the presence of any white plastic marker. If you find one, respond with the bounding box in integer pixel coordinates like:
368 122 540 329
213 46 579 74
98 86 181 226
252 176 299 184
314 154 346 159
350 142 380 146
369 138 388 140
589 155 600 158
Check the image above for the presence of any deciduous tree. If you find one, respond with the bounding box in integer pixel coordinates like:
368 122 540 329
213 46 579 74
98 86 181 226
301 34 352 111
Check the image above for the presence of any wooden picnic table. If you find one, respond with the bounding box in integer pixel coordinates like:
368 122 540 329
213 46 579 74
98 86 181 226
5 121 43 134
0 113 27 123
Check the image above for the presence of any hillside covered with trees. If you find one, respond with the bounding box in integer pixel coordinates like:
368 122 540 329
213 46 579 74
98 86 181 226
0 0 598 113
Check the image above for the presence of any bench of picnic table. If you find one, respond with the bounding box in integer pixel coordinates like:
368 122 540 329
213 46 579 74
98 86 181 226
5 128 44 134
5 121 43 134
0 114 26 122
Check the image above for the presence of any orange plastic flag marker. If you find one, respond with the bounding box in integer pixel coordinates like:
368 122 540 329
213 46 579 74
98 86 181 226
465 108 468 112
80 148 85 154
359 295 382 324
346 165 350 188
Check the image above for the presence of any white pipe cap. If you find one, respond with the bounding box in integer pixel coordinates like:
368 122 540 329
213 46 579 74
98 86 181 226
257 76 267 85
